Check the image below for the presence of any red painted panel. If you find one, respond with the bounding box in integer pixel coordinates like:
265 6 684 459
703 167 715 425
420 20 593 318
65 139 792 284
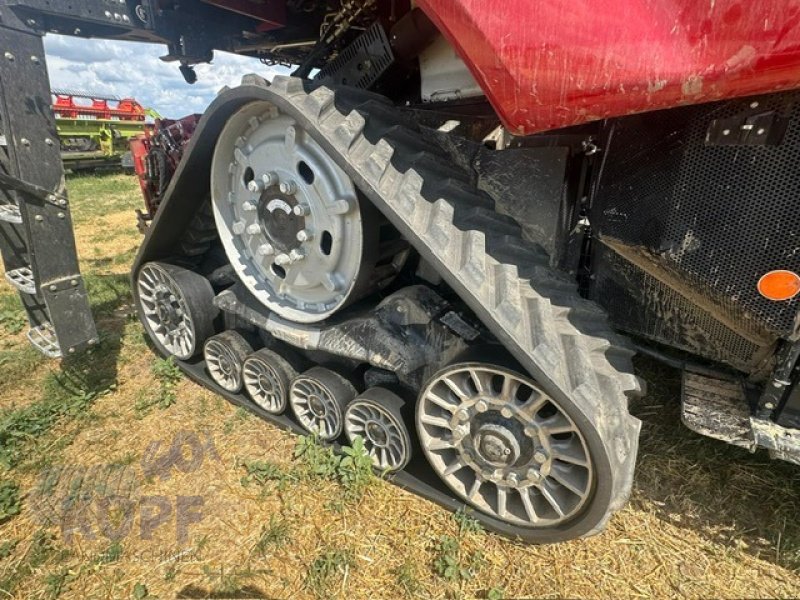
417 0 800 134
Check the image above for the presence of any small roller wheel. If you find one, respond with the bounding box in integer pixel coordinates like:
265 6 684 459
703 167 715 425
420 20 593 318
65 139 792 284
344 388 412 472
289 366 356 440
136 262 217 360
242 348 299 414
203 331 253 393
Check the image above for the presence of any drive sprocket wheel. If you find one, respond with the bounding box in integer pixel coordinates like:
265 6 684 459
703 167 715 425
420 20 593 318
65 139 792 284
211 102 404 323
136 262 217 360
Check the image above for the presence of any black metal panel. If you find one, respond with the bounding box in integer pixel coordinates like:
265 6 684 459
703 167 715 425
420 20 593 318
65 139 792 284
592 91 800 353
0 20 97 353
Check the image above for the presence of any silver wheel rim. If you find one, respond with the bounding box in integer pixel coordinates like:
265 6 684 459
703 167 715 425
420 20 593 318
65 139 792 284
345 401 410 471
137 264 196 360
290 376 344 440
211 101 364 323
243 355 286 413
205 339 244 392
417 364 593 527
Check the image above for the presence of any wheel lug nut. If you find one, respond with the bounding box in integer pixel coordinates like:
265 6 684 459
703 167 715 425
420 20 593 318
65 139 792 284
500 407 513 418
296 228 313 242
247 180 264 193
274 253 291 266
232 220 246 235
261 171 278 186
506 473 519 486
526 467 540 481
329 198 352 215
257 243 274 256
524 426 536 438
456 409 470 421
242 200 257 211
475 400 488 413
533 451 547 464
279 180 297 195
289 248 305 263
293 203 309 216
246 223 261 235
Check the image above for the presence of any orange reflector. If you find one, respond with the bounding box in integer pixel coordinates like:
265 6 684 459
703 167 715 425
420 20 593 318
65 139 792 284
757 270 800 301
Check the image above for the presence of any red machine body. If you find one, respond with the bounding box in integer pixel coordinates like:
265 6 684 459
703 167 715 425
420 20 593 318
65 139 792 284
419 0 800 134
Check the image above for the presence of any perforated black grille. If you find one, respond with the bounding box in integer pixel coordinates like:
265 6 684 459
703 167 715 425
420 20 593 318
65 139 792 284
593 90 800 341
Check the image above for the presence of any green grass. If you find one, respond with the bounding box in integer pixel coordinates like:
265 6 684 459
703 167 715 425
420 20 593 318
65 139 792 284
432 534 484 583
0 531 68 597
293 435 375 501
0 293 27 335
252 516 291 556
306 548 355 598
135 356 183 415
66 173 142 223
0 479 21 523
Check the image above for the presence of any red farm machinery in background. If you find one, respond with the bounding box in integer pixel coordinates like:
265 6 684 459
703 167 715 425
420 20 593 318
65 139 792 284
130 114 201 232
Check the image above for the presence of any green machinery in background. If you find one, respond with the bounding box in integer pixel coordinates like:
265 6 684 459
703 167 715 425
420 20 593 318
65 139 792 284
52 89 158 170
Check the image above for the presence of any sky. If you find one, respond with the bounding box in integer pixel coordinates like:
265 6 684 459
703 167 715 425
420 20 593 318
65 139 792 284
43 34 290 118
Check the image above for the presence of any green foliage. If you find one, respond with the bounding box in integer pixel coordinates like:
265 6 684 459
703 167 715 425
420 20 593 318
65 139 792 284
136 356 182 414
0 479 21 523
392 559 422 597
337 436 374 500
433 535 485 583
487 587 505 600
294 435 374 501
0 531 62 596
0 539 17 559
240 459 296 491
132 582 149 599
96 541 123 564
453 508 483 535
43 569 70 599
294 435 341 479
306 548 354 598
0 361 113 468
0 294 26 335
253 516 291 556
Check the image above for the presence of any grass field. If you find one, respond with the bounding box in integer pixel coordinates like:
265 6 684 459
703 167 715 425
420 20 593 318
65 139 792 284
0 172 799 599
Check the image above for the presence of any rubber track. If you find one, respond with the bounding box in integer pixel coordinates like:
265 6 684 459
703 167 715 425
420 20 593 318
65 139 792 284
227 74 643 535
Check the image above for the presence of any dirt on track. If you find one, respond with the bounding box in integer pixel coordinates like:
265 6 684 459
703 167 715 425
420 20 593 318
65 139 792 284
0 172 798 599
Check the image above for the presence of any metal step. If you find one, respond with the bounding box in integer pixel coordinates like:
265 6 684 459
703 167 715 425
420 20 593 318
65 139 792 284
681 370 752 447
27 322 62 359
5 266 36 294
682 369 800 465
0 203 22 224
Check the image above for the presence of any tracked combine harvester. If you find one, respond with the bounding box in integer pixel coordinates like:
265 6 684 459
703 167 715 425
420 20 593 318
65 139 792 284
1 0 800 542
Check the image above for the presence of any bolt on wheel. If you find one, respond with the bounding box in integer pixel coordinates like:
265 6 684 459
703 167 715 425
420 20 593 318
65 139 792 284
211 101 387 323
417 363 593 528
203 331 254 393
344 388 412 472
136 262 217 360
242 348 298 414
289 366 356 440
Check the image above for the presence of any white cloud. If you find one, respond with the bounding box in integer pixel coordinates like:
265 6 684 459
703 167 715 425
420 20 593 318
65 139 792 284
43 35 290 118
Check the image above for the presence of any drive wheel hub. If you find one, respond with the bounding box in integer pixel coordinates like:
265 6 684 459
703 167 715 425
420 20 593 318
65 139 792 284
474 423 520 467
417 363 594 527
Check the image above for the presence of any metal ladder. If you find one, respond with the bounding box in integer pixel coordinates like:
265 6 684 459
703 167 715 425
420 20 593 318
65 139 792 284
0 11 96 357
